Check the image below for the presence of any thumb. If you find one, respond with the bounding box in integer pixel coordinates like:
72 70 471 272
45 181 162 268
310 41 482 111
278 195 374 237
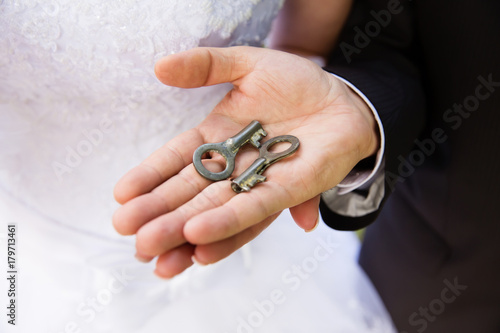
289 195 321 232
154 46 258 88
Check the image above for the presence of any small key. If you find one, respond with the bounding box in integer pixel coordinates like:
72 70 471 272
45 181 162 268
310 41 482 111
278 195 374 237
193 120 267 181
231 135 300 193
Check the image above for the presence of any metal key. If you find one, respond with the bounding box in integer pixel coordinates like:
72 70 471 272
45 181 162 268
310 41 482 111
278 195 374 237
193 120 267 181
231 135 300 193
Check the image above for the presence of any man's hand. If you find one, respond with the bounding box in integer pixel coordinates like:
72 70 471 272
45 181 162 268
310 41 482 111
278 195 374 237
112 46 378 278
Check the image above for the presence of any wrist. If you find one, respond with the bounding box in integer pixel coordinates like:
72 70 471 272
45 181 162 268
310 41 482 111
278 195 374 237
349 85 379 159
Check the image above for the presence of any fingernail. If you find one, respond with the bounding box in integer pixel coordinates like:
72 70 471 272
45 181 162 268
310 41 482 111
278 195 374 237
305 216 320 233
154 269 172 280
191 255 207 266
135 253 154 263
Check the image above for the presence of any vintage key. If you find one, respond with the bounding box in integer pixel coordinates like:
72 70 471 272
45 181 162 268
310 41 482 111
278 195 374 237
231 135 300 193
193 120 267 181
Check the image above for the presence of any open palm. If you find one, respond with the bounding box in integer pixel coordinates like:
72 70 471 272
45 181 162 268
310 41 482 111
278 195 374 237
112 46 377 278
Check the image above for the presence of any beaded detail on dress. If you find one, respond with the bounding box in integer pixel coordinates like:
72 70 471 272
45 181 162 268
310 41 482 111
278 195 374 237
0 0 284 237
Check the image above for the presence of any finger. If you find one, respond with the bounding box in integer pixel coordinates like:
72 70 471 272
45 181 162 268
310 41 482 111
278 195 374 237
135 252 154 263
133 149 262 254
183 181 294 245
113 128 204 204
112 160 223 236
289 195 321 232
154 243 195 279
193 213 279 265
135 180 236 257
154 47 258 88
113 193 170 236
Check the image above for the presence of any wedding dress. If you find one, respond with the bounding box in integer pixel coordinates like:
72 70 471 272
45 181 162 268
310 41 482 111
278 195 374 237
0 1 396 332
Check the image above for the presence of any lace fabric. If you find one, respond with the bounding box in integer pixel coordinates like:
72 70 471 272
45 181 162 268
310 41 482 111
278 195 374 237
0 0 283 237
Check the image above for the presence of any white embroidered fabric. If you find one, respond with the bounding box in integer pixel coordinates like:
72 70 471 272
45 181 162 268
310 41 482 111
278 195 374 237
0 1 396 332
0 0 285 238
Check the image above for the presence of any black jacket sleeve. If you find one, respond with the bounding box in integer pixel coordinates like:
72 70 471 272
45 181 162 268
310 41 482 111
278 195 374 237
320 0 426 230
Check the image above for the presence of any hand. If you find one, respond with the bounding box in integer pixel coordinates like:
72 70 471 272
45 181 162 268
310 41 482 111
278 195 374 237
112 46 378 278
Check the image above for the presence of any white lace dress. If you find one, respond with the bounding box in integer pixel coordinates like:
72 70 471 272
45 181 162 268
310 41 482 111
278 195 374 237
0 1 396 332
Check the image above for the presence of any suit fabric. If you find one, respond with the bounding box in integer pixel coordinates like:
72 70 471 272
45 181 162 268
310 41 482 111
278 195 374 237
320 0 500 331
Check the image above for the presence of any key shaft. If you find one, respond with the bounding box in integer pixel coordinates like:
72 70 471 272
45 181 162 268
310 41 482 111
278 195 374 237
226 120 266 152
231 135 300 193
193 120 267 181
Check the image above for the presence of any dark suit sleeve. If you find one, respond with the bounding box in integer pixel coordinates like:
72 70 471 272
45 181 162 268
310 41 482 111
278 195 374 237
319 0 426 230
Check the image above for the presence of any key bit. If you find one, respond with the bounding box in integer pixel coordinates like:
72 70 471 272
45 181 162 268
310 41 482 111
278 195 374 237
193 120 267 181
231 135 300 193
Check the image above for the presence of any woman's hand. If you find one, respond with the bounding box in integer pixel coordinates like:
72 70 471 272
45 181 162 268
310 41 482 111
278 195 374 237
112 46 377 278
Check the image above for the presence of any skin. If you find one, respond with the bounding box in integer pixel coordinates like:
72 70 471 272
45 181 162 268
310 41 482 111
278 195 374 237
269 0 354 58
112 46 378 278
